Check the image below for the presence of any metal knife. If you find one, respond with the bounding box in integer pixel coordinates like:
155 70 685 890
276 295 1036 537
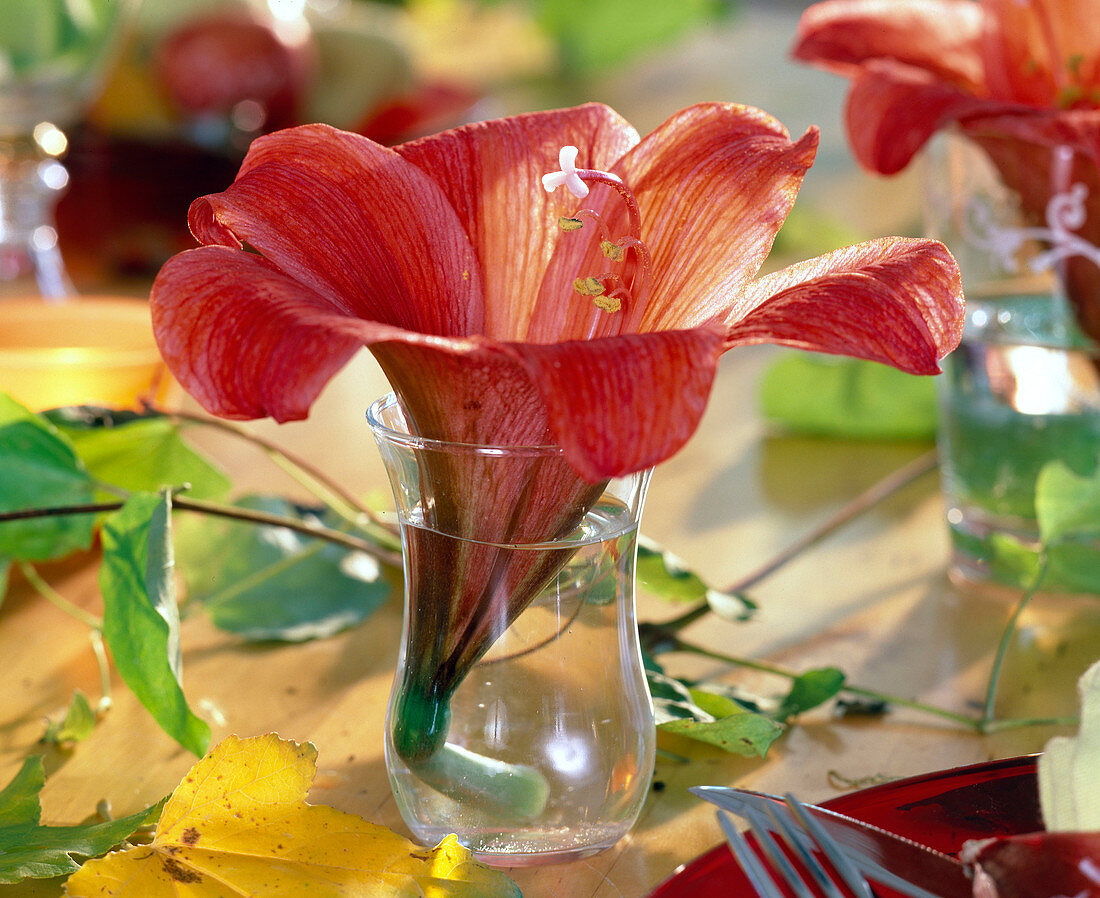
690 785 974 898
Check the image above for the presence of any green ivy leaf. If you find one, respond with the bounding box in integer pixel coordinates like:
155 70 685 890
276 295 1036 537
637 537 754 619
0 756 43 828
534 0 731 73
647 660 785 757
0 394 96 560
174 495 391 642
42 690 97 745
45 409 230 500
776 667 846 721
658 701 784 758
0 756 162 884
759 353 937 440
1035 461 1100 594
1037 461 1100 545
637 537 707 603
99 491 211 756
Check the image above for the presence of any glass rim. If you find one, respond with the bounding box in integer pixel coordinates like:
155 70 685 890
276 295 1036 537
366 392 567 457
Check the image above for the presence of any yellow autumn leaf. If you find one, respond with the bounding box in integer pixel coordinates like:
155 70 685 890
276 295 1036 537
63 734 521 898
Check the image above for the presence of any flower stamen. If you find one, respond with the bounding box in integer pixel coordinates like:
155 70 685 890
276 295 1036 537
543 146 653 330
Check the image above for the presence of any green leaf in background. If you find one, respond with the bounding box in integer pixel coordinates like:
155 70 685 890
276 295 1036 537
174 495 391 642
0 755 162 884
0 558 9 605
1036 461 1100 594
45 408 231 500
0 755 43 829
41 690 97 746
647 658 785 757
637 537 755 619
1037 461 1100 545
658 690 784 758
759 352 937 440
637 537 708 603
534 0 731 74
100 491 211 757
776 667 846 721
0 394 96 561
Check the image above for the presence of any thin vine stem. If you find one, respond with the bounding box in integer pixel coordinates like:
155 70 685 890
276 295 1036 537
658 449 939 634
0 498 403 569
149 403 396 537
663 633 1078 734
18 561 103 630
89 630 113 712
981 553 1049 724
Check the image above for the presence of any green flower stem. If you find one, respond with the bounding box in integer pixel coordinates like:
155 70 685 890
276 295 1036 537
88 629 113 712
980 553 1048 724
415 743 551 821
661 633 1076 734
18 561 102 630
0 499 403 569
657 449 939 634
153 404 399 544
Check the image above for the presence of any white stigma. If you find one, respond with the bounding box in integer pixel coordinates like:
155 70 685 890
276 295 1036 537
541 145 590 199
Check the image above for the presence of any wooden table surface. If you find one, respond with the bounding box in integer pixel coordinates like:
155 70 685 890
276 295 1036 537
2 343 1095 898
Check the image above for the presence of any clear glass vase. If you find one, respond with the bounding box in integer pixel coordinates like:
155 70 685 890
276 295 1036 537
367 392 655 866
923 131 1100 597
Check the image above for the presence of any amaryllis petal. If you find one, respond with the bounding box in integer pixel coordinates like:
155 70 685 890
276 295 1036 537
727 238 963 374
792 0 984 91
396 104 639 342
982 0 1100 105
189 123 483 338
960 107 1100 162
842 60 1004 173
515 325 727 482
152 247 369 421
524 103 820 342
619 103 820 334
370 339 551 448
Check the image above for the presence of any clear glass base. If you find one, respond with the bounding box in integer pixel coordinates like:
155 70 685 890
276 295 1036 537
369 393 655 866
384 513 655 865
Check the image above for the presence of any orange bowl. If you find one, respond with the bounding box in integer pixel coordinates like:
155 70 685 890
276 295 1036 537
0 296 172 410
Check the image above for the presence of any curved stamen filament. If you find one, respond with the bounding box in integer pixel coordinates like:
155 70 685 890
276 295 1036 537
572 209 613 244
543 146 653 333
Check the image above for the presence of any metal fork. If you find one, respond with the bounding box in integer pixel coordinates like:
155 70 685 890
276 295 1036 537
717 794 877 898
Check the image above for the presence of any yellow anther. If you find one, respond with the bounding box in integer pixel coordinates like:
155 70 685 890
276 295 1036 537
573 276 605 296
558 217 585 231
594 295 622 313
600 240 625 262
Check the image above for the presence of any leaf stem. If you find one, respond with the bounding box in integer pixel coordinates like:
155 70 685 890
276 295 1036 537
657 449 939 633
151 403 396 537
981 554 1048 724
659 633 1075 734
0 499 403 569
17 561 103 630
89 629 113 712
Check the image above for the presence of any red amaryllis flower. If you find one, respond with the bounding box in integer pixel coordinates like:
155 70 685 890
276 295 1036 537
793 0 1100 334
151 102 963 761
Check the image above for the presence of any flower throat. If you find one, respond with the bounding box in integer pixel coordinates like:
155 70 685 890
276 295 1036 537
542 145 652 332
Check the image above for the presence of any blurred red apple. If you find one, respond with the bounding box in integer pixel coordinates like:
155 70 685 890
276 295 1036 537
155 11 314 133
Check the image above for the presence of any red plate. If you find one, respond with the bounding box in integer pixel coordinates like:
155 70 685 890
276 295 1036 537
648 755 1040 897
